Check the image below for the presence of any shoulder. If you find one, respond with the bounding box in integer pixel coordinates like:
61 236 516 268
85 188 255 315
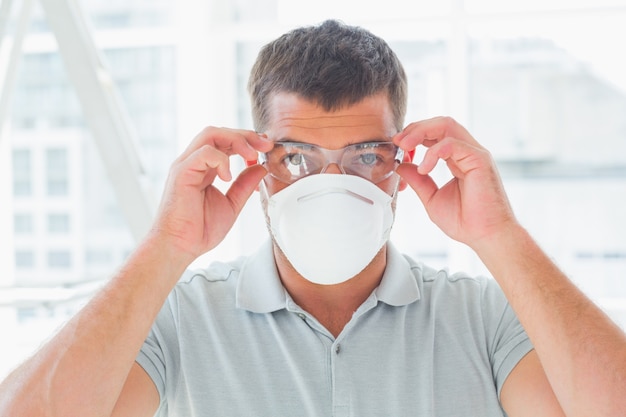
178 257 245 286
403 254 496 295
166 256 248 311
400 252 509 316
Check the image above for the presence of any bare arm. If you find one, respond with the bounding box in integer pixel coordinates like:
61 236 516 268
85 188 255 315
477 223 626 416
501 350 565 417
395 117 626 416
111 363 161 417
0 236 185 417
0 128 273 417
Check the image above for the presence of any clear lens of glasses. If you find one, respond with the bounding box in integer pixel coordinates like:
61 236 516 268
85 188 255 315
260 141 404 184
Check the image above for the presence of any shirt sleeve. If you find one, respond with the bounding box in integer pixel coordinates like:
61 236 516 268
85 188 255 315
481 278 534 398
135 288 181 404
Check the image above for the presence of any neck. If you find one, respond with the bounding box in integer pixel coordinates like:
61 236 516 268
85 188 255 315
274 244 387 337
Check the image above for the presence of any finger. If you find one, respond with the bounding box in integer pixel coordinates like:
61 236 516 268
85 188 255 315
211 129 273 161
396 163 439 207
177 144 232 185
180 127 272 162
393 116 480 151
224 164 268 215
247 132 274 153
418 137 487 178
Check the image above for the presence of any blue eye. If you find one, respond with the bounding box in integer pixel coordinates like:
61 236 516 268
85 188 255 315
358 153 378 166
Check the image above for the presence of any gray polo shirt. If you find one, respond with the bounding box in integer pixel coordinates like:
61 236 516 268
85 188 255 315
137 241 532 416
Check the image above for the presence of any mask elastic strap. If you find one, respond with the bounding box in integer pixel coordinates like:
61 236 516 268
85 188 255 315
390 173 402 200
259 178 271 205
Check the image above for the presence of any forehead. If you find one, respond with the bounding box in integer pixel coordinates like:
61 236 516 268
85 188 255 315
265 92 397 148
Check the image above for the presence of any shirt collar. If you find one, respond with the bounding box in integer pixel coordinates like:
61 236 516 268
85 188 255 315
236 240 288 313
236 240 421 313
374 242 421 306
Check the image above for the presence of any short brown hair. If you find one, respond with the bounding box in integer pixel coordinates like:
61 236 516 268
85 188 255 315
247 20 408 132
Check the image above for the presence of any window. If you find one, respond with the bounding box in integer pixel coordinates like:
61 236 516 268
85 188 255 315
46 148 69 196
47 213 70 234
85 249 113 265
15 250 35 268
14 214 34 235
12 149 32 196
47 251 71 268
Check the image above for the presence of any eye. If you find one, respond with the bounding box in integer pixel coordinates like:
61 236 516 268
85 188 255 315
276 144 321 180
352 144 386 167
285 153 304 166
358 152 379 166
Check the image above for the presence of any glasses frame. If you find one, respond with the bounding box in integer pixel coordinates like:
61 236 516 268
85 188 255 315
259 140 405 185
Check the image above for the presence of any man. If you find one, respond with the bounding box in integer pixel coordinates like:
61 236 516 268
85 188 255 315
1 19 625 417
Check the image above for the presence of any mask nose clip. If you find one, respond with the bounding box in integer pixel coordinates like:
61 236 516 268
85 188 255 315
297 187 375 205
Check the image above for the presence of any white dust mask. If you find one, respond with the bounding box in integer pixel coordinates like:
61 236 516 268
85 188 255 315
262 174 397 285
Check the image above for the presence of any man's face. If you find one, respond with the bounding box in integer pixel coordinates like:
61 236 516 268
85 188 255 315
261 92 402 197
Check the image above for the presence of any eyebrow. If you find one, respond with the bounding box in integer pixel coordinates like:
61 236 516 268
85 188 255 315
274 137 310 144
273 137 393 146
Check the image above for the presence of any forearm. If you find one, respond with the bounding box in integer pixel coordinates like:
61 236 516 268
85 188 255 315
473 224 626 416
0 233 191 417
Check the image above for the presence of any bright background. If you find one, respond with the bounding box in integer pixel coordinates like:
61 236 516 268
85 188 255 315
1 0 625 379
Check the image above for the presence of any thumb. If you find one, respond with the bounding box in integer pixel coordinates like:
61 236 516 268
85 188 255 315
224 164 267 215
396 163 438 207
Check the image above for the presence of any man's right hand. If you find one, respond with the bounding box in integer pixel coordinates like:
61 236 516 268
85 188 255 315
0 127 274 417
150 127 274 263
